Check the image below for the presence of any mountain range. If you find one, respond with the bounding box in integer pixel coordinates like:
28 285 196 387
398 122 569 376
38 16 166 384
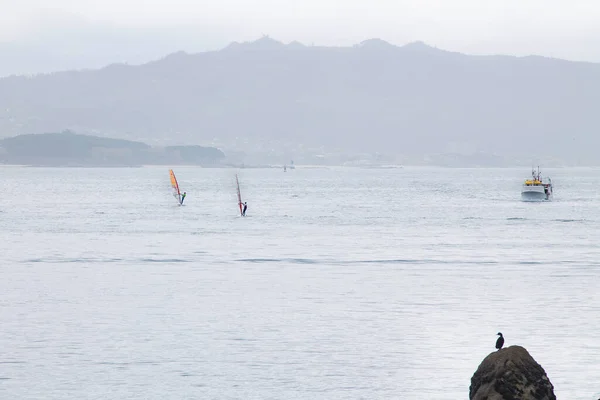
1 36 599 166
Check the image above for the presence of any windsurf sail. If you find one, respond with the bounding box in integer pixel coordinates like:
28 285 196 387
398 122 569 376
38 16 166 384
235 174 243 216
169 169 182 205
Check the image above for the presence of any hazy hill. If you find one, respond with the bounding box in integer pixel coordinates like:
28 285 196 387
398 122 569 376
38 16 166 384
1 37 600 165
0 131 225 166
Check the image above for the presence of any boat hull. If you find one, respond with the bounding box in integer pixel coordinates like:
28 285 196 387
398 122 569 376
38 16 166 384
521 186 551 201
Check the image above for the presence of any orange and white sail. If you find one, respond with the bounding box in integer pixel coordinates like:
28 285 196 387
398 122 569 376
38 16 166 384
169 169 182 205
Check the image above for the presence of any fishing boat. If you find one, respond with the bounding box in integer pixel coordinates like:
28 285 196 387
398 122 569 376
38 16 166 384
521 167 553 201
169 169 184 205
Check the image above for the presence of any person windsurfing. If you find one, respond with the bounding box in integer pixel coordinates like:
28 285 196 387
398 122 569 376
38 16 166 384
181 192 186 205
242 202 247 216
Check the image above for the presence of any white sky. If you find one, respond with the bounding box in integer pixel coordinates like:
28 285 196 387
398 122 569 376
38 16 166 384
1 0 600 62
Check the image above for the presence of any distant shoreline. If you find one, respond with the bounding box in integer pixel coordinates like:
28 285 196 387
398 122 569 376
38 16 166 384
3 163 598 169
0 131 226 167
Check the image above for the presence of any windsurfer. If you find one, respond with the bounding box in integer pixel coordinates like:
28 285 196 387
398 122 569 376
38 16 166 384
181 192 186 204
242 202 247 216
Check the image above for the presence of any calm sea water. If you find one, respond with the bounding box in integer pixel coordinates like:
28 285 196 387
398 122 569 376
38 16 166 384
1 166 600 399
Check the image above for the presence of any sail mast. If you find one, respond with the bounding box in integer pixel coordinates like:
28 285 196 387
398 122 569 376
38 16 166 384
235 174 243 216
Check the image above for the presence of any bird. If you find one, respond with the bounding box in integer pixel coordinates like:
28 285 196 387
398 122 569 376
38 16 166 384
495 332 504 350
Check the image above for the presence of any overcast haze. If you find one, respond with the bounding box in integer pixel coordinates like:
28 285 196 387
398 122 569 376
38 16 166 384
1 0 600 76
2 0 600 167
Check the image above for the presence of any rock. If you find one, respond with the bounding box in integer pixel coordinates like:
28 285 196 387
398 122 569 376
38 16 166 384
469 345 556 400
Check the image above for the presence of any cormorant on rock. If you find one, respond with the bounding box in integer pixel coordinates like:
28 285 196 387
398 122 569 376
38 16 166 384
495 332 504 350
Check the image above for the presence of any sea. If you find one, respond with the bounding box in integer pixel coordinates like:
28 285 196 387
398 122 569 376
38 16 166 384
1 165 600 400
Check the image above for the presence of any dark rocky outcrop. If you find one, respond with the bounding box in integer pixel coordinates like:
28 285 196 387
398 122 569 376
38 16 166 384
469 345 556 400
